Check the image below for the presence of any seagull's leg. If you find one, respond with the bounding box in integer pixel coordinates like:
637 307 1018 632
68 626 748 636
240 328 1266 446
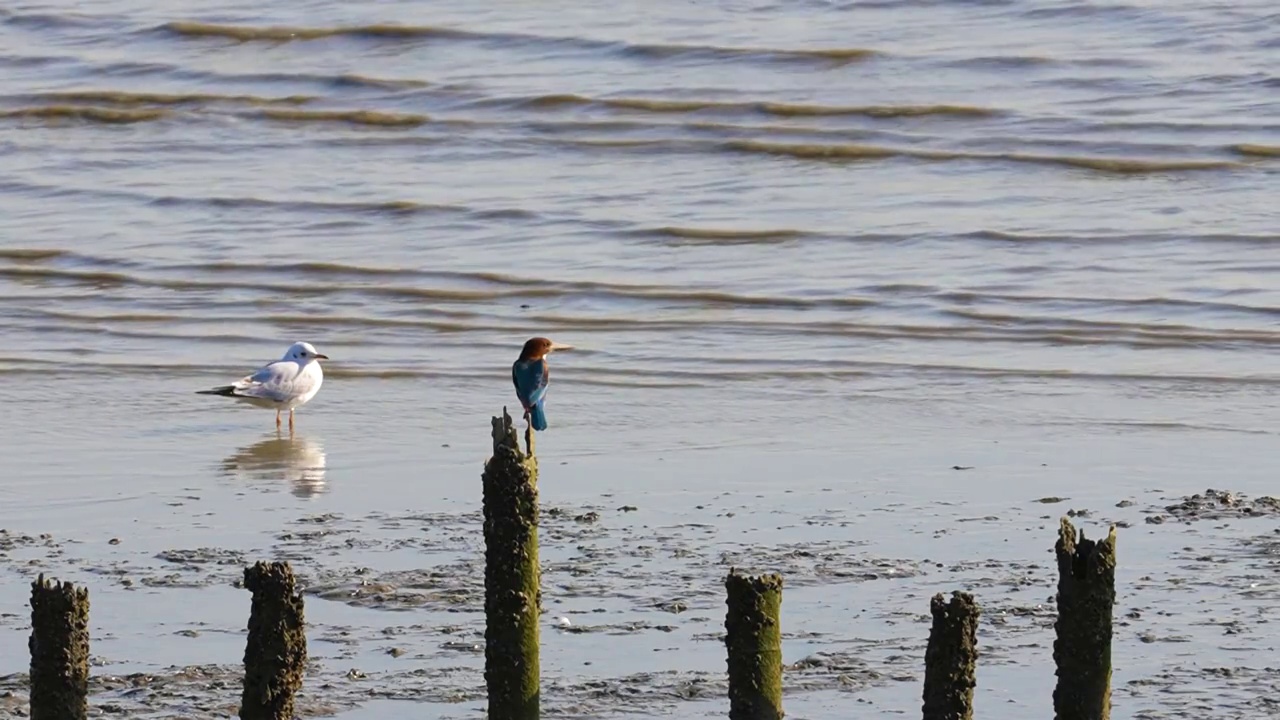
288 409 295 431
275 409 282 428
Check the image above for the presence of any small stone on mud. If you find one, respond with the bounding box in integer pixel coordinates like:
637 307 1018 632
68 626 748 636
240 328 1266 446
618 505 638 512
346 669 366 680
1034 497 1066 504
952 465 974 470
574 512 600 524
386 647 406 658
109 538 121 545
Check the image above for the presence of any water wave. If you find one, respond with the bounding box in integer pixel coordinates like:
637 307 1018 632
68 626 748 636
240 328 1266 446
7 268 1280 353
0 104 435 128
1232 144 1280 158
0 249 67 261
722 140 1243 173
0 265 875 310
257 108 428 127
159 21 474 42
942 55 1058 69
149 195 431 215
962 230 1280 246
628 226 812 244
326 73 431 90
15 90 315 107
0 106 167 123
0 356 1271 390
1 11 111 30
158 21 878 66
622 43 875 64
935 290 1280 320
0 182 538 221
6 258 1279 352
0 55 430 96
495 93 997 119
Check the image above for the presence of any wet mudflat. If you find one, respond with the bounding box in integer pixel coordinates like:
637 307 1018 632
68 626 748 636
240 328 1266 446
2 1 1279 716
1 480 1277 719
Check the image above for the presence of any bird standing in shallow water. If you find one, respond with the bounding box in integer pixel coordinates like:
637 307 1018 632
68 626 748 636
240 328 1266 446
196 341 328 431
512 337 573 431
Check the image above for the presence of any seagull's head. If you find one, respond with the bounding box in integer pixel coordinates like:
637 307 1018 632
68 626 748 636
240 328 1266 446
284 341 329 363
520 337 574 361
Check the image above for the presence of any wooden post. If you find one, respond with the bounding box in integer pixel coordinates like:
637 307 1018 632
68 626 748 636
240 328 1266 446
29 575 89 720
240 561 307 720
922 591 979 720
725 569 784 720
483 407 541 720
1053 518 1117 720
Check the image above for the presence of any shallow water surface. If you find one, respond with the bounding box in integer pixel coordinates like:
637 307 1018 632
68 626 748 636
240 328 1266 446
1 0 1278 718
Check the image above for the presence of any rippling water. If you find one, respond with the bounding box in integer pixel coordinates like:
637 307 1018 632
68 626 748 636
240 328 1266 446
1 1 1278 717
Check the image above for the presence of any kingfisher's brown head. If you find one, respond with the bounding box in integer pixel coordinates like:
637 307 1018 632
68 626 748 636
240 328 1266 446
519 337 574 361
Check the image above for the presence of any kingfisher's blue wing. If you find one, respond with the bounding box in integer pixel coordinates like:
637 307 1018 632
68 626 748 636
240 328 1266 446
512 359 550 408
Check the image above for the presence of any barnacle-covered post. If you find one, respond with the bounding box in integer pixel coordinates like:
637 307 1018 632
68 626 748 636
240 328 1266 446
29 575 90 720
240 561 307 720
922 591 979 720
725 569 783 720
1053 518 1117 720
483 407 541 719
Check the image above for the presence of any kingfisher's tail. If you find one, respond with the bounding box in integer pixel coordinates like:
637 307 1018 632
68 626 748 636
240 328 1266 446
529 403 548 431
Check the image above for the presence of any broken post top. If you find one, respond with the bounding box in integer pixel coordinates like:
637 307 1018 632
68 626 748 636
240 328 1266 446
1056 517 1119 577
492 407 526 454
930 590 978 616
31 574 89 604
243 561 301 597
725 568 784 593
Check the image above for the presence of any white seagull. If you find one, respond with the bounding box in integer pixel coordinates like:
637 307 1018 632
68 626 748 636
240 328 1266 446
196 341 328 430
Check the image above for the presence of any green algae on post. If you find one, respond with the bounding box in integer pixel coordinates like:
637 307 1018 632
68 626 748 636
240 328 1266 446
724 569 783 720
29 575 89 720
240 561 307 720
483 407 541 720
1053 518 1117 720
922 591 979 720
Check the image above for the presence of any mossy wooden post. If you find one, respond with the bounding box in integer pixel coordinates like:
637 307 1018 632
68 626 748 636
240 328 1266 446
240 561 307 720
922 591 979 720
1053 518 1117 720
29 575 89 720
724 569 783 720
483 407 541 719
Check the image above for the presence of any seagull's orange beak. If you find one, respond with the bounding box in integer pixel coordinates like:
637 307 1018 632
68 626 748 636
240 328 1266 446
314 354 330 360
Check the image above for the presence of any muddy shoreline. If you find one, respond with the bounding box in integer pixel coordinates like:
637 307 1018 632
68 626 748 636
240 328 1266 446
1 487 1277 719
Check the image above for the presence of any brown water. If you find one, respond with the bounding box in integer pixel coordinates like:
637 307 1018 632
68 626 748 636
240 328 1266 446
1 1 1278 718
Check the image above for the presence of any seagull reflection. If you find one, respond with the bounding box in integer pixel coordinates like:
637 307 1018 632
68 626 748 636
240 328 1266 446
221 432 327 498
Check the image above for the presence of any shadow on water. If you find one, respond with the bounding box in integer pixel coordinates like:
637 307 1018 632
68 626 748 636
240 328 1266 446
220 432 327 498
